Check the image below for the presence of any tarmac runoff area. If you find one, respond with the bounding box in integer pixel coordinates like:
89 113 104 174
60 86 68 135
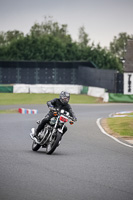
97 110 133 148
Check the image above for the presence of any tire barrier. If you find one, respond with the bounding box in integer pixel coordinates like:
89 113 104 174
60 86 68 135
18 108 38 114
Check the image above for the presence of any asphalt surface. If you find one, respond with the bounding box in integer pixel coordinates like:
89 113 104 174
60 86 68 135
0 104 133 200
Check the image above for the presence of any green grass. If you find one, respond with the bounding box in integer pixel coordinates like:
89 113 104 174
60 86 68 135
0 93 102 105
0 109 18 114
107 117 133 137
127 112 133 116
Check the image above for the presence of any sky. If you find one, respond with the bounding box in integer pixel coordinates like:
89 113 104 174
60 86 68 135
0 0 133 47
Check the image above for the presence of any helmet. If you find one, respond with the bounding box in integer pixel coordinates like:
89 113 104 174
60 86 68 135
60 91 70 105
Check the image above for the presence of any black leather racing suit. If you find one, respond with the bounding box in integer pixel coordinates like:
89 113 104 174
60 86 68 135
36 98 76 135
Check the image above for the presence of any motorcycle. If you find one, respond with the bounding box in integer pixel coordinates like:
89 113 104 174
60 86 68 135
30 109 75 155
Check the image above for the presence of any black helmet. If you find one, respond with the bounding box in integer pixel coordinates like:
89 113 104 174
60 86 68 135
60 91 70 104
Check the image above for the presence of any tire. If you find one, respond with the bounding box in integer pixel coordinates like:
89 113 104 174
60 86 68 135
32 140 41 151
46 132 62 155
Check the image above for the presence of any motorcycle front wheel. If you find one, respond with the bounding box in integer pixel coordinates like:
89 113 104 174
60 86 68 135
46 132 62 155
32 140 41 151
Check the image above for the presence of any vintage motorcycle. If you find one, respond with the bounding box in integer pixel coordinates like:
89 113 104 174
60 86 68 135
30 109 75 154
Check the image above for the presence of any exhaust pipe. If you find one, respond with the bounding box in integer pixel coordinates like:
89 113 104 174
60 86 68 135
30 128 40 144
30 133 41 144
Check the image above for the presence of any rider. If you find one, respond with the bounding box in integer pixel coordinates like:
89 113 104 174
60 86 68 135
34 91 77 138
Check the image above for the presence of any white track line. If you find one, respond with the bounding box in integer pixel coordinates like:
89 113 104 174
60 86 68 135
96 118 133 148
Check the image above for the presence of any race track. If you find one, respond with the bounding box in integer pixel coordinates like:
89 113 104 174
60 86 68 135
0 104 133 200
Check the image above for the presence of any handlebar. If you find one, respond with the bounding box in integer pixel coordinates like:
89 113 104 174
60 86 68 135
49 107 77 122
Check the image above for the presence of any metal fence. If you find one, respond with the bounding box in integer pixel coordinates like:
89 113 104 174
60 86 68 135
78 66 117 93
0 61 123 93
0 61 94 84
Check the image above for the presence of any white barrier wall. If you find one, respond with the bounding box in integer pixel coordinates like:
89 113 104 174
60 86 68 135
103 92 109 102
13 84 30 93
13 84 83 94
53 85 82 94
13 84 107 100
87 87 105 98
30 84 83 94
29 85 46 93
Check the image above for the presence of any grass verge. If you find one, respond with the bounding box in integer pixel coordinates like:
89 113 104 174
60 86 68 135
107 117 133 137
102 117 133 138
0 93 103 105
0 109 18 114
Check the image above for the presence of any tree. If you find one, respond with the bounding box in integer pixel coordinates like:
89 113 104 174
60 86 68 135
29 16 71 42
0 31 6 46
109 32 133 58
78 26 90 48
0 17 128 72
6 30 24 42
0 30 24 47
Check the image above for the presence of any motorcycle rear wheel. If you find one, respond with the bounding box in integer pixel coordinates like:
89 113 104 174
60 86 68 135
46 132 62 155
32 140 41 151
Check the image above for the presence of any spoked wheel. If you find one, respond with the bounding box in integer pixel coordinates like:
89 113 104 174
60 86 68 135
32 140 41 151
46 132 62 155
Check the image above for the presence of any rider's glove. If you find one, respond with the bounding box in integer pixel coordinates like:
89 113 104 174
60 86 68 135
73 117 77 122
49 106 55 111
49 106 57 116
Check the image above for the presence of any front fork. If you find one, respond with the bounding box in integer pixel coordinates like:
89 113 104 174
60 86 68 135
49 119 65 142
57 124 65 134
